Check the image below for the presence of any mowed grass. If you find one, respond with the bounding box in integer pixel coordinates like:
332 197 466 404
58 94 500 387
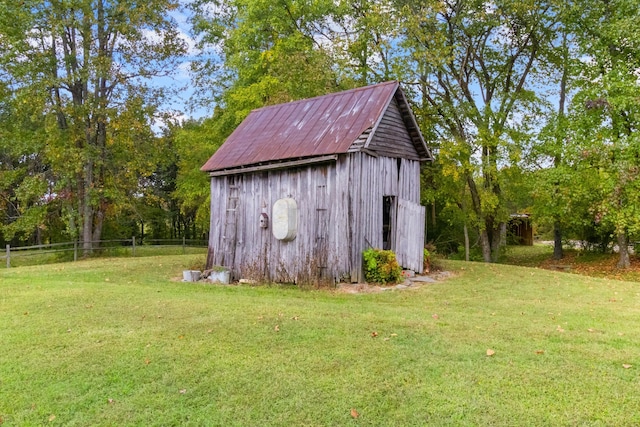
2 256 640 426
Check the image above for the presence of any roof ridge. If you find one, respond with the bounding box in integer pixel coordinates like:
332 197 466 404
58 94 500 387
251 81 399 113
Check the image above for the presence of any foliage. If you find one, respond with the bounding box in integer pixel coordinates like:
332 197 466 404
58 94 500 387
396 0 557 262
0 0 186 252
562 0 640 267
362 248 402 284
423 248 431 273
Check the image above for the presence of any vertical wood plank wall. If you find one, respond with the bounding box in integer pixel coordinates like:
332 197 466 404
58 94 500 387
208 162 351 283
207 153 424 284
342 152 422 282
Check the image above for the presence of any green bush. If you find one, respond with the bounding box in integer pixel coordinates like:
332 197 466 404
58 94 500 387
363 248 402 284
424 248 431 273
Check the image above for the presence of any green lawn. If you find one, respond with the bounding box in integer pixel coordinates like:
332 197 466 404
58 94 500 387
2 255 640 425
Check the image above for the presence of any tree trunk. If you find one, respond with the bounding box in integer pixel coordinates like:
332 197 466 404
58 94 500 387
617 232 630 269
480 229 492 262
490 222 505 263
553 220 563 260
463 223 470 262
82 160 94 255
92 207 105 247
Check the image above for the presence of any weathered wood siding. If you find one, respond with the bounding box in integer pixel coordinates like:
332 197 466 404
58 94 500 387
338 152 423 282
207 151 424 284
368 97 421 160
396 199 426 272
208 162 352 283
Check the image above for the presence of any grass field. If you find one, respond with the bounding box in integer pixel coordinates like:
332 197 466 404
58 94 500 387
2 254 640 425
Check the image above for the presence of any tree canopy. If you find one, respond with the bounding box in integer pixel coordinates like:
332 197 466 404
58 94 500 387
2 0 639 267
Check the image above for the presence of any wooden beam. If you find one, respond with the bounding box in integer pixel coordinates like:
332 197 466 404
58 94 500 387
209 155 338 177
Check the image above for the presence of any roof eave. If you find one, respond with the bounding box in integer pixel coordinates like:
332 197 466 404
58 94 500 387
206 154 339 177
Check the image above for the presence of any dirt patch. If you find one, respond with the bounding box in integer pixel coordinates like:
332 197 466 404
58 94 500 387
335 271 454 294
172 271 455 291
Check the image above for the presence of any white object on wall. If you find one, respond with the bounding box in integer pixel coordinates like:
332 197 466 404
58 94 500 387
272 198 298 241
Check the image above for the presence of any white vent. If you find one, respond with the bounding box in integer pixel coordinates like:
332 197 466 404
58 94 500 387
272 198 298 241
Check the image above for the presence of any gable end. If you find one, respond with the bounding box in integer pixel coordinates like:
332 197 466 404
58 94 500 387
366 97 422 160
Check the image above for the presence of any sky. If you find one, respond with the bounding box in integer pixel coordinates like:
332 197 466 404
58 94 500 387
152 6 212 128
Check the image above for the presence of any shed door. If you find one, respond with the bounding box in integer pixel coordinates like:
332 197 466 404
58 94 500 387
395 199 425 273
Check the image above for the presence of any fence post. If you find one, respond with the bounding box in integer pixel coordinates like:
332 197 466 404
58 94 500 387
74 241 78 262
5 244 9 269
132 236 136 257
182 235 186 254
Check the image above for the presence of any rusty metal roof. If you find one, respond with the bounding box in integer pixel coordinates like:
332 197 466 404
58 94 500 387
201 81 429 172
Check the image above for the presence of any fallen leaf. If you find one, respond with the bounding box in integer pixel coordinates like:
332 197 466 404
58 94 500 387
207 329 213 333
383 337 390 341
291 316 299 320
107 398 114 404
105 278 110 282
587 328 595 333
390 333 398 337
48 414 56 422
178 335 184 339
144 358 151 365
350 408 359 418
623 364 632 369
486 349 496 357
556 326 565 333
432 314 439 319
274 325 280 332
67 329 72 333
371 331 378 338
535 350 545 355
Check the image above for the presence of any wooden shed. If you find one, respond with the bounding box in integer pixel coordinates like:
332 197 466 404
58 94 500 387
201 81 433 284
509 214 534 246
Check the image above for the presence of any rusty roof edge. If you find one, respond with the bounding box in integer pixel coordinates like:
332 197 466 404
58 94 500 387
394 84 434 161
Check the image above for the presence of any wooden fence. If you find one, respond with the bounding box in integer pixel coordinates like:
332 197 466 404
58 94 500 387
1 237 207 268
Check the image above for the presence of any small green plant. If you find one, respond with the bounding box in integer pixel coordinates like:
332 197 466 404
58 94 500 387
423 248 431 273
362 248 402 284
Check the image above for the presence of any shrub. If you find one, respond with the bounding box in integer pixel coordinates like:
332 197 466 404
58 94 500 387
363 248 402 284
424 248 431 273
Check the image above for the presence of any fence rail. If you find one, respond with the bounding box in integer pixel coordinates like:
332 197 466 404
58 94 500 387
2 237 208 268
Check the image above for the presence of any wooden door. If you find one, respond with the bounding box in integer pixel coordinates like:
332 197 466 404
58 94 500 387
395 198 425 273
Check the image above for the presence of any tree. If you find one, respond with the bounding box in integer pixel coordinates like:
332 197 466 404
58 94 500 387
0 0 186 253
396 0 557 262
565 0 640 268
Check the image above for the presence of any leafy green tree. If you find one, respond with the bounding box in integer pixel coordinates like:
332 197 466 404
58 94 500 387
565 0 640 268
190 0 350 112
395 0 557 262
0 0 186 253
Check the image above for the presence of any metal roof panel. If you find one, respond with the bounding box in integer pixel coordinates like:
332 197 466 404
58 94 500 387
201 81 420 172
